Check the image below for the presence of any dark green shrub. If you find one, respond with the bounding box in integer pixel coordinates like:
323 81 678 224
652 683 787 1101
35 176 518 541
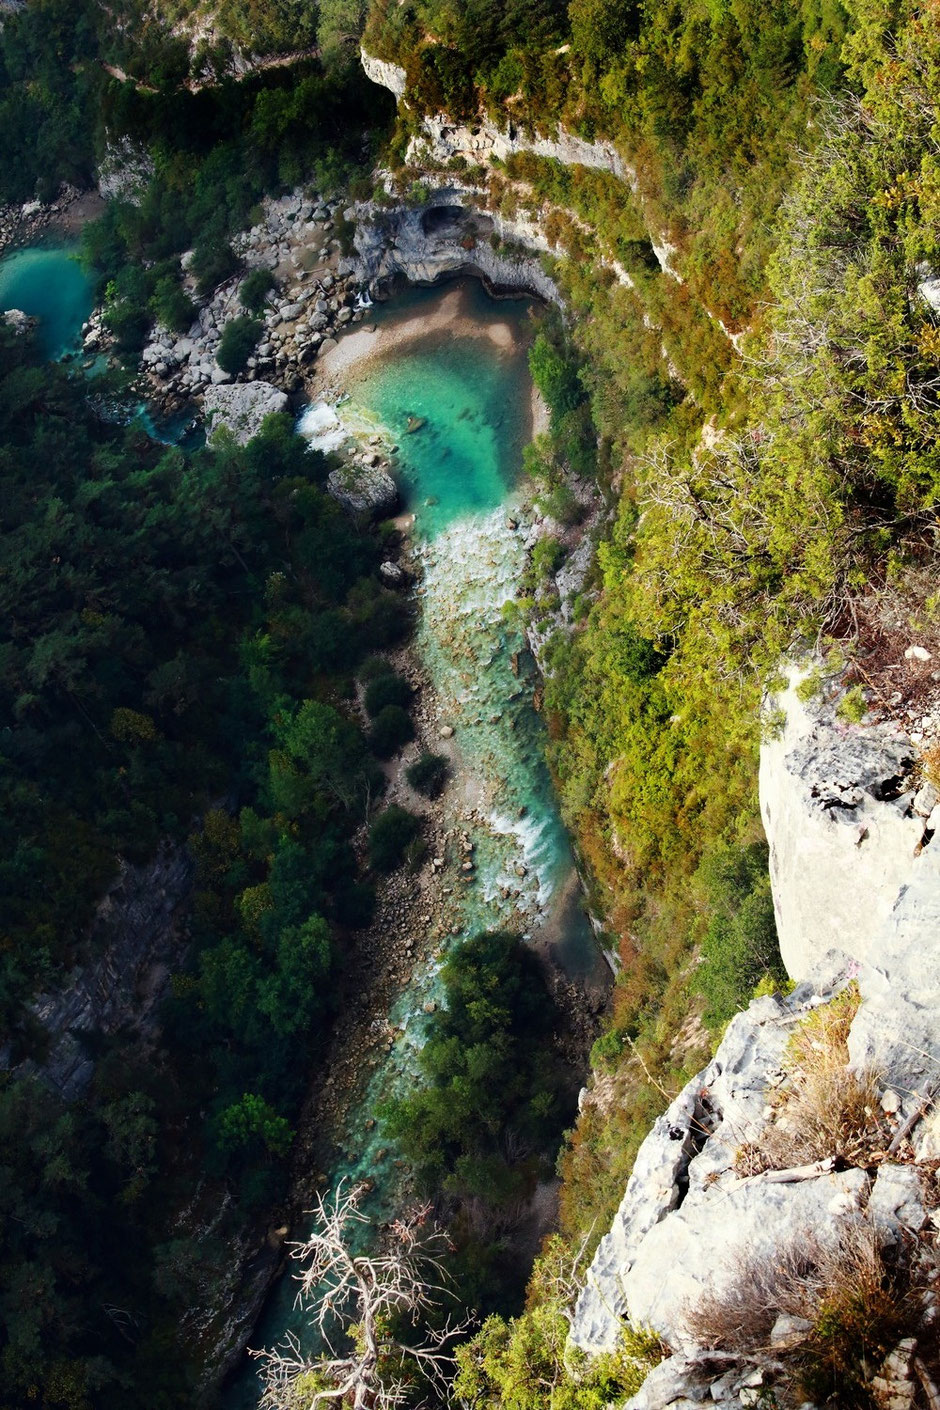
240 267 276 314
368 805 420 872
216 315 262 375
364 672 412 718
359 654 393 683
368 704 414 758
192 240 239 297
381 931 567 1202
694 842 786 1029
103 299 151 357
406 752 448 797
151 275 196 335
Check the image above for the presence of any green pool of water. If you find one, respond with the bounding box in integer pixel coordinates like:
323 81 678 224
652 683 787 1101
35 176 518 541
0 242 94 360
226 281 604 1405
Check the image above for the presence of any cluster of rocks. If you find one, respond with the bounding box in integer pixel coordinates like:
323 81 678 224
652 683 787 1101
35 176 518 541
139 189 372 412
0 183 84 257
2 308 36 337
79 308 111 359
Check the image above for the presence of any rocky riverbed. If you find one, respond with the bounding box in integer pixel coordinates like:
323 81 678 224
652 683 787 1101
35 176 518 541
0 184 103 257
138 189 370 413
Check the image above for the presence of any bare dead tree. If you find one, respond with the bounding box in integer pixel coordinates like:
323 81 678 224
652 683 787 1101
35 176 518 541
252 1180 473 1410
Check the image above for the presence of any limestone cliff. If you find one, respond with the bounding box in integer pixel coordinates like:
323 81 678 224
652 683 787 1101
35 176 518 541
569 669 940 1405
759 666 935 981
359 47 682 281
351 194 562 305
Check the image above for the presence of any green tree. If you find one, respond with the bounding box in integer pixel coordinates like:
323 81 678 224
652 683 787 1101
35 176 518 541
239 266 275 313
216 315 262 374
368 805 420 872
368 703 414 758
216 1092 294 1157
381 932 566 1202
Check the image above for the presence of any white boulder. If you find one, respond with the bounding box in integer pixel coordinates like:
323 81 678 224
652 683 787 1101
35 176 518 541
203 380 288 445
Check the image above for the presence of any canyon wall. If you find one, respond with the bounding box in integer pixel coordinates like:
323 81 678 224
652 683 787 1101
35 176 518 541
569 667 940 1404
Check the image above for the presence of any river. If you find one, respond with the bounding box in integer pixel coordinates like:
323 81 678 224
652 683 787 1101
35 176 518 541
0 242 93 359
225 279 607 1405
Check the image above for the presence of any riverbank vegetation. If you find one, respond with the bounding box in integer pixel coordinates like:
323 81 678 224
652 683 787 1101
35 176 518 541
382 931 573 1312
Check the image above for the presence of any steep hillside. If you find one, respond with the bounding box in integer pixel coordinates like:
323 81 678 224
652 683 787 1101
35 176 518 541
353 2 940 1403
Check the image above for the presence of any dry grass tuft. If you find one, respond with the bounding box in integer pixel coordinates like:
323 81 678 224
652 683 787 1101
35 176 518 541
738 984 890 1175
686 1222 933 1409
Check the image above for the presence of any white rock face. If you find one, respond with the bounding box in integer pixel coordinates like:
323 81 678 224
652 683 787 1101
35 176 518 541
406 111 630 183
353 194 562 306
570 995 797 1355
625 1165 869 1350
570 976 938 1398
2 308 36 335
359 47 407 101
918 275 940 313
758 667 926 980
203 381 288 444
848 835 940 1097
573 660 940 1406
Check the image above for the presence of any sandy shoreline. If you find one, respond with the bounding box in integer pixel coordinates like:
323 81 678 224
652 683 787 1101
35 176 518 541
307 280 546 441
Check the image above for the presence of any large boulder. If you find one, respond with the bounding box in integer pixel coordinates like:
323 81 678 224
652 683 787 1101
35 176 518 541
2 307 36 336
327 462 398 518
203 380 288 445
758 666 927 980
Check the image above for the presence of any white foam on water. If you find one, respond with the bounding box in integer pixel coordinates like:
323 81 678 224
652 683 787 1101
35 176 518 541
487 808 557 909
296 399 348 452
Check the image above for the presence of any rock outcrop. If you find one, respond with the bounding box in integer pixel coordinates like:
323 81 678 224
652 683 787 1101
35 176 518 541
359 49 683 282
2 307 36 336
97 137 155 205
3 846 192 1099
570 968 935 1401
359 47 407 101
353 194 563 305
327 460 399 517
759 666 934 980
204 379 288 444
571 660 940 1406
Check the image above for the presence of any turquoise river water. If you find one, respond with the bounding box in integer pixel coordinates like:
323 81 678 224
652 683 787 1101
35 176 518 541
226 280 606 1405
0 242 94 359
